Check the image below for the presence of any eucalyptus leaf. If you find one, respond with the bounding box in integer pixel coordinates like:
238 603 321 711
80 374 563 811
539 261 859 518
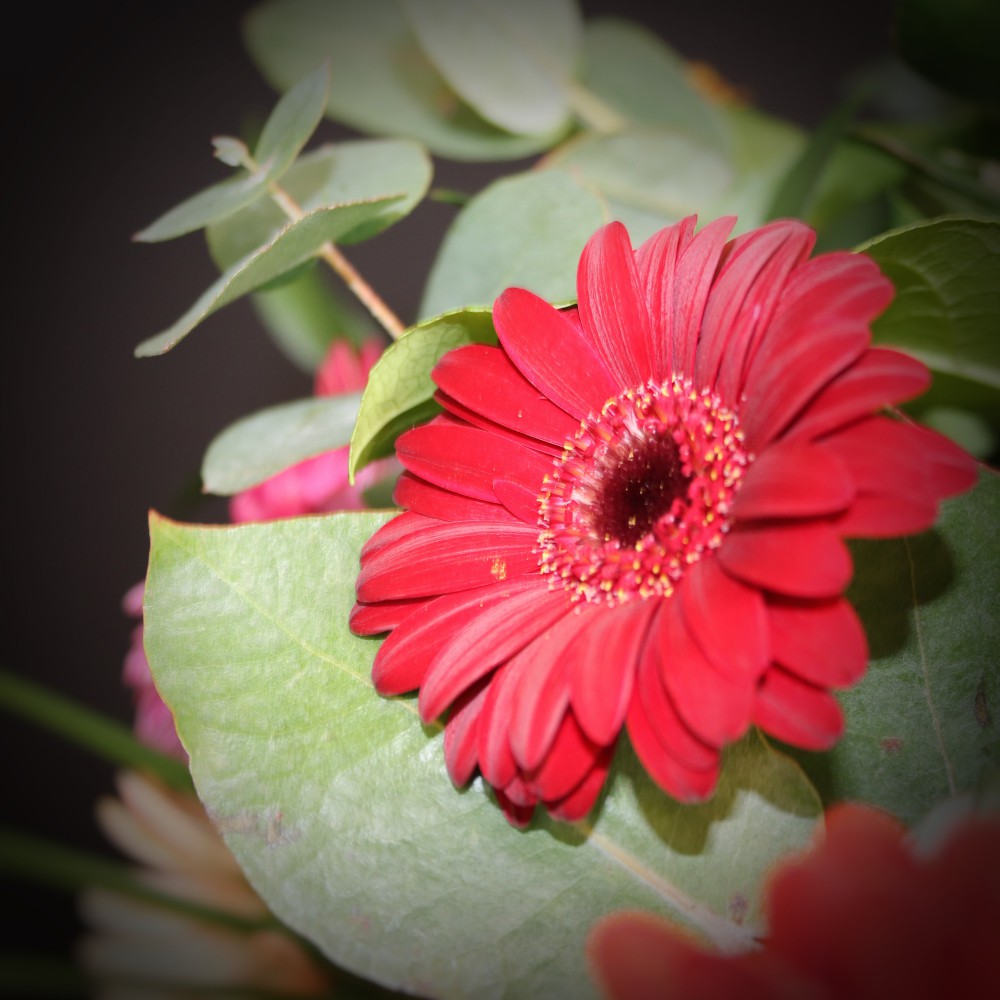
135 197 400 357
348 308 497 479
580 17 731 154
399 0 581 135
542 129 733 245
207 139 432 271
144 511 821 1000
419 169 606 319
250 266 372 374
860 216 1000 391
201 393 362 496
790 470 1000 825
135 63 330 244
244 0 569 161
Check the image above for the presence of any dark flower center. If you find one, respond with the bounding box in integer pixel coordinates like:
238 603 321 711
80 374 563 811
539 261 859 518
537 377 750 606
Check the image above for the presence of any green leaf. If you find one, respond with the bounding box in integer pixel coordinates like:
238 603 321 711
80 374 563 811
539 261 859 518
202 393 362 496
207 139 432 271
542 128 733 245
134 63 331 244
860 216 1000 391
244 0 570 161
135 197 399 357
348 307 497 479
580 17 731 153
790 469 1000 824
250 266 372 374
398 0 582 135
144 511 821 999
253 60 331 175
419 168 606 319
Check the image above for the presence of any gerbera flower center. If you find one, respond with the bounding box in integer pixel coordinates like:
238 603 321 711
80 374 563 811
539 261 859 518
537 377 750 606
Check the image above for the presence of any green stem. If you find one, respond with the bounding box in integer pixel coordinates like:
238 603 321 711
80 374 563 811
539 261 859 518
0 827 278 934
563 80 629 134
0 670 193 793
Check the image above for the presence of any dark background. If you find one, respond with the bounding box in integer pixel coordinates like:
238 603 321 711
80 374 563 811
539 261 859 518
4 0 896 985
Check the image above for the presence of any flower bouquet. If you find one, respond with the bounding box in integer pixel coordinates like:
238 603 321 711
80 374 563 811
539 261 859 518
3 1 999 997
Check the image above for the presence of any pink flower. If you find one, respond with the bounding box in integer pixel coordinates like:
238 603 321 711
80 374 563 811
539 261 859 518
587 803 1000 999
350 217 976 826
230 338 394 523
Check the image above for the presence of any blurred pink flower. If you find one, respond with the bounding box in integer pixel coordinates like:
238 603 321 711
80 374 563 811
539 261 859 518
587 802 1000 1000
230 337 396 523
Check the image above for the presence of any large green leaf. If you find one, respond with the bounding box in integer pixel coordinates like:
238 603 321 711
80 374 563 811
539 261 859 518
145 511 821 1000
860 216 1000 391
399 0 582 135
579 17 731 153
244 0 570 161
542 129 733 245
207 139 433 271
348 307 497 479
419 169 606 319
201 392 361 496
135 62 331 243
135 197 399 357
790 469 1000 824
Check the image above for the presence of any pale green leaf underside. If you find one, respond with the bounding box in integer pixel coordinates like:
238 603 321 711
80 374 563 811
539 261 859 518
861 216 1000 390
145 512 820 1000
399 0 582 135
348 307 498 480
244 0 569 161
419 169 607 320
201 392 362 496
207 139 432 271
135 197 399 357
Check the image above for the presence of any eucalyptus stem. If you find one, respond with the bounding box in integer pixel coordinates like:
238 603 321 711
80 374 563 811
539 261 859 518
0 670 193 794
563 80 629 134
239 150 406 340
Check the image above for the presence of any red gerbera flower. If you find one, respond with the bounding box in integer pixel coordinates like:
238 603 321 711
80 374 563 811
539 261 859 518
587 803 1000 999
350 216 976 826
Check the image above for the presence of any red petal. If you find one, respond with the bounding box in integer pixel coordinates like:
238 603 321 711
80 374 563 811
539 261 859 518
669 216 736 374
494 783 536 827
373 579 548 696
833 494 938 537
493 478 542 524
526 711 603 802
696 220 815 404
434 389 562 458
741 253 892 448
635 633 719 772
508 606 599 771
546 750 612 823
356 520 540 601
396 420 552 502
443 680 488 786
732 440 855 520
655 598 755 745
476 660 524 789
433 343 580 447
626 690 721 802
567 600 656 746
494 287 619 419
768 596 868 688
785 347 931 443
753 667 845 749
418 583 570 723
719 522 853 598
349 596 430 635
360 511 436 562
577 222 654 386
635 216 698 381
910 423 979 498
394 473 512 522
